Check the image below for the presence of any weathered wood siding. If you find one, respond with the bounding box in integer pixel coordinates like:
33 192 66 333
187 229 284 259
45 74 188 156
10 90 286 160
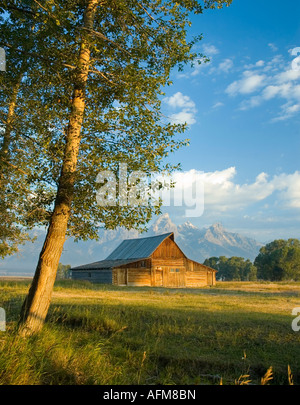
72 269 112 284
151 237 185 260
113 259 152 286
150 238 187 287
185 260 216 287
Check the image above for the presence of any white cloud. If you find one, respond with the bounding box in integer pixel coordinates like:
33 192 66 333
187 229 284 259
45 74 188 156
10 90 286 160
187 44 219 77
190 59 209 77
169 111 196 125
275 68 300 84
226 72 266 96
268 43 278 52
210 58 234 75
162 167 300 214
239 95 263 111
256 60 265 67
212 102 224 109
200 168 275 211
164 92 197 125
218 58 233 73
244 60 265 70
203 44 219 57
165 92 196 110
272 102 300 122
225 51 300 120
277 172 300 209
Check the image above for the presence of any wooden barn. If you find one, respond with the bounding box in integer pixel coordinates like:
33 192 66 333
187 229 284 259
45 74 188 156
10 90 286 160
71 232 217 288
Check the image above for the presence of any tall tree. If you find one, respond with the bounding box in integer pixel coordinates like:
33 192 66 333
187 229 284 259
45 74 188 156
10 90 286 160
1 0 232 336
254 239 300 281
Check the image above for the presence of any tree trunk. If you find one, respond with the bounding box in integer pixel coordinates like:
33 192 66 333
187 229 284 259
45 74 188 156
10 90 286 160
18 0 99 337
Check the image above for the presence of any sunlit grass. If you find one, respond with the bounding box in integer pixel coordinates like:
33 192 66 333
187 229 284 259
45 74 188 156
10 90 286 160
0 280 300 385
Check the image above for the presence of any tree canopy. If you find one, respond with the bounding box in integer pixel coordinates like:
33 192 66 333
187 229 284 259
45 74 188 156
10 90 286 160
254 239 300 281
204 256 257 281
1 0 231 252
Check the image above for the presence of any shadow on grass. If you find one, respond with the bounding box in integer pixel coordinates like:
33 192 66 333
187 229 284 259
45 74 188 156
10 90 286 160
44 297 300 385
1 280 300 385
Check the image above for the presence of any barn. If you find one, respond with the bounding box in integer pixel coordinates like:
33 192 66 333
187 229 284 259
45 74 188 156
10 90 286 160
71 232 217 288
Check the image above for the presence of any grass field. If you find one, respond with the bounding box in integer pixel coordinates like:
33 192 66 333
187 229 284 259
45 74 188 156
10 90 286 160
0 279 300 385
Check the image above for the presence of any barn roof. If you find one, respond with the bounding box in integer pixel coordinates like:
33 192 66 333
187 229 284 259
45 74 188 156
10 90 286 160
71 258 147 271
71 233 174 271
106 232 174 260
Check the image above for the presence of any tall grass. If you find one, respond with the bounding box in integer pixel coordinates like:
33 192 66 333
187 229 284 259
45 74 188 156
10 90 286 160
0 280 300 385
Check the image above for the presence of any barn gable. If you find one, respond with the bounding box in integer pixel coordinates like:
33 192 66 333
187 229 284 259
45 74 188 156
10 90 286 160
151 235 186 260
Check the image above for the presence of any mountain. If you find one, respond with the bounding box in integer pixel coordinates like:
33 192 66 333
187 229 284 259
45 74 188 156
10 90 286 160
144 214 262 262
176 220 262 262
0 213 262 275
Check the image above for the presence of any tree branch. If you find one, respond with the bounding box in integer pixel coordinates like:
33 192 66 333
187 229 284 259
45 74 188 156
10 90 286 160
79 26 132 57
5 5 36 16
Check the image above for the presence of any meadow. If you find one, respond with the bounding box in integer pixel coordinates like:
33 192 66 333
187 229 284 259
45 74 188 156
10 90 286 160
0 279 300 385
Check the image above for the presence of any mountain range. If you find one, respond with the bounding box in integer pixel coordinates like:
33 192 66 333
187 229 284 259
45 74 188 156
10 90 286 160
147 214 262 262
0 213 262 275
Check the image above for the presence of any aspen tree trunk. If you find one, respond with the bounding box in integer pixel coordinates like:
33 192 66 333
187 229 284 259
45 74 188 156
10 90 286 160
18 0 99 336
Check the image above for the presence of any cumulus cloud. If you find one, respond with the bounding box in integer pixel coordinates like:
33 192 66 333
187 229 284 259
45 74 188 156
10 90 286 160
209 58 234 75
165 92 196 110
157 167 300 214
226 72 266 95
199 168 275 211
164 92 197 125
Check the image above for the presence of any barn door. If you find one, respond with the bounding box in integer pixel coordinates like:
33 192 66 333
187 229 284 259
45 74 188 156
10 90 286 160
164 267 186 287
118 268 127 285
154 268 163 286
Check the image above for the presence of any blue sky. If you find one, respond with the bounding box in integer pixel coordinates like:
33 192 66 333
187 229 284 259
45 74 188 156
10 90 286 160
157 0 300 242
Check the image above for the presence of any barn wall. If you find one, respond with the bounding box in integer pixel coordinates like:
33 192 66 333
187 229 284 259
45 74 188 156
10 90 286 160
185 271 207 287
113 259 152 286
185 259 216 287
72 269 112 284
127 268 151 286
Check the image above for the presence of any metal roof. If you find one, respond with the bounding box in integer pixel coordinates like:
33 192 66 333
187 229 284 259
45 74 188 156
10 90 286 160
71 233 174 271
105 232 174 260
71 258 147 271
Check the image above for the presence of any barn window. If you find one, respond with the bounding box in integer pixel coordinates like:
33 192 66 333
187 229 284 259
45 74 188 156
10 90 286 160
88 272 92 278
176 268 180 273
140 261 145 267
170 268 175 273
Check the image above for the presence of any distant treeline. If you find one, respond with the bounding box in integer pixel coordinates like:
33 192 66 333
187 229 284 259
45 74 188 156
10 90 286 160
204 238 300 282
